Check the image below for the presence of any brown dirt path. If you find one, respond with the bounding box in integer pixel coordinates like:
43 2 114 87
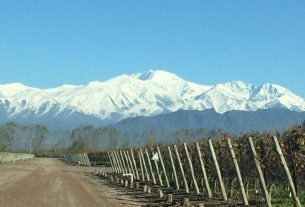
0 158 136 207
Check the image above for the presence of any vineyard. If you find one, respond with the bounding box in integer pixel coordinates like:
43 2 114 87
91 125 305 206
0 152 34 163
63 153 91 166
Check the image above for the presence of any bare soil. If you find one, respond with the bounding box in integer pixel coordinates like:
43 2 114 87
0 158 137 207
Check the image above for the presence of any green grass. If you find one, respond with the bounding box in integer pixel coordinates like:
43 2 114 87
271 187 305 207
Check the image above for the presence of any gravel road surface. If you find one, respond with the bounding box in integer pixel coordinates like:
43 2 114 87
0 158 135 207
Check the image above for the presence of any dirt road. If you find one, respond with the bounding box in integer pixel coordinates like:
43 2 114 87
0 158 135 207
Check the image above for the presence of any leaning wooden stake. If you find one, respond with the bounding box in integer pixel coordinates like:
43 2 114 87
145 148 156 184
107 152 113 170
140 148 150 181
107 152 116 172
123 151 132 173
109 151 119 173
151 148 163 186
183 143 200 194
168 146 179 190
126 151 136 176
273 136 302 207
119 150 128 173
208 139 227 201
248 137 272 207
195 142 212 198
111 151 119 173
114 151 123 173
107 151 115 172
130 149 140 180
138 151 145 181
174 144 189 193
157 146 170 188
122 151 131 173
227 138 249 205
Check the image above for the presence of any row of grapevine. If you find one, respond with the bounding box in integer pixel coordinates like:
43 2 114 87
101 125 305 206
63 153 91 166
0 152 34 163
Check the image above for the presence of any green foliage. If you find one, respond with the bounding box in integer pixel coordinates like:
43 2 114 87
271 186 305 207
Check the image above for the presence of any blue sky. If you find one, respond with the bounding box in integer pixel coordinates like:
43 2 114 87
0 1 305 97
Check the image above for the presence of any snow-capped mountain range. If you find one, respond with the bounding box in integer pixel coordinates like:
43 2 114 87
1 70 305 128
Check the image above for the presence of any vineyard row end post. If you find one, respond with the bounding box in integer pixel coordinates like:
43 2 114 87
195 142 212 198
183 143 200 194
157 146 170 188
145 148 156 185
273 136 302 207
174 144 189 193
168 146 180 190
248 137 272 207
208 139 227 201
227 138 249 205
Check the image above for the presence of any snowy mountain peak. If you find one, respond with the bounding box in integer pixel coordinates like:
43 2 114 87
0 82 27 90
0 82 29 97
0 70 304 128
132 70 182 82
87 81 104 88
223 80 253 88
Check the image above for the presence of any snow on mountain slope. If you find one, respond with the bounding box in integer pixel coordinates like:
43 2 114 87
194 81 305 113
0 70 305 127
0 84 80 119
0 83 29 97
44 70 211 119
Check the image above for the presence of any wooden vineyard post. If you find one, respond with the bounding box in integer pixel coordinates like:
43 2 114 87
138 151 145 181
123 151 131 173
126 151 134 175
126 151 138 176
157 146 170 188
273 136 302 207
151 148 163 186
117 151 125 174
130 149 140 180
145 148 156 185
120 151 127 173
126 151 136 176
114 151 123 173
168 146 179 190
111 151 119 173
126 151 135 188
107 152 113 171
111 151 118 173
107 151 115 172
119 150 128 173
183 143 200 194
227 138 249 205
140 148 150 181
208 139 227 201
195 142 212 198
174 144 189 193
124 151 133 174
248 137 272 207
288 139 298 194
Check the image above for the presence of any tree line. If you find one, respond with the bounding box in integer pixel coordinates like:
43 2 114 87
0 122 221 157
